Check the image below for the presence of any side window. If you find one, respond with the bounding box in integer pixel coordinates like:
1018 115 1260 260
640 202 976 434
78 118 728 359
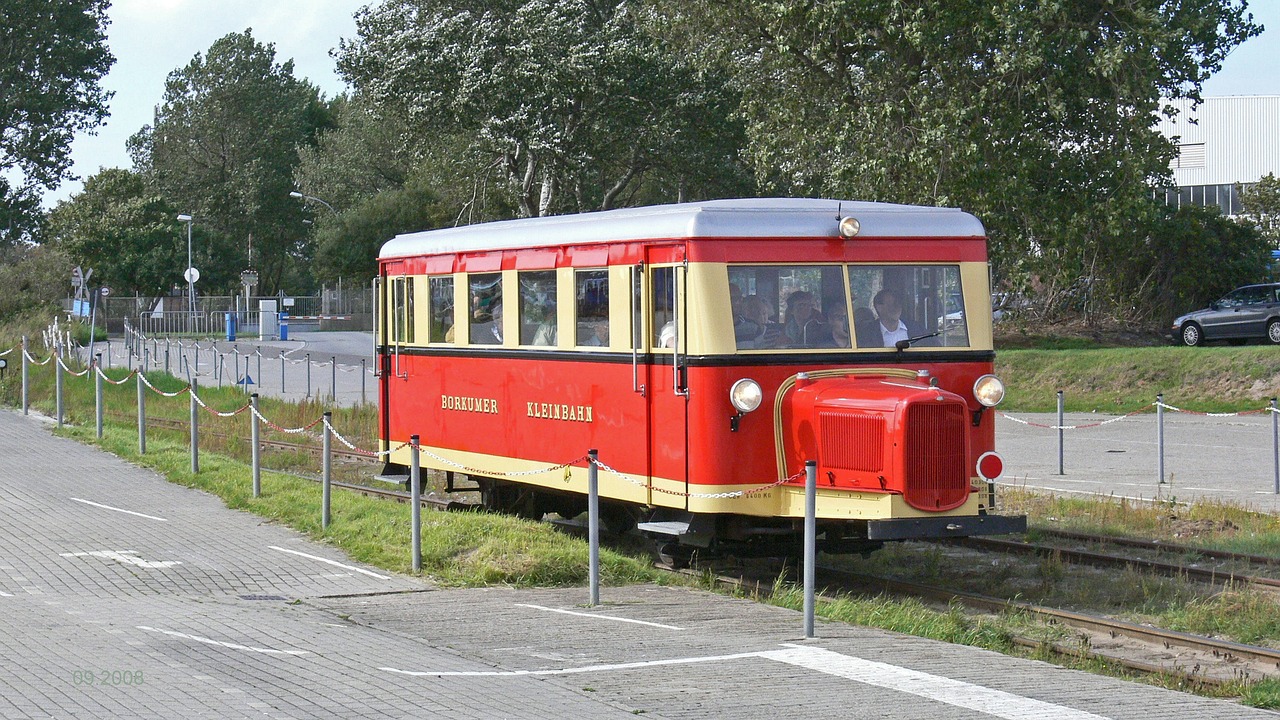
519 271 557 346
469 273 503 345
404 277 415 344
390 276 406 343
728 265 846 349
429 276 454 343
575 269 609 348
652 267 676 349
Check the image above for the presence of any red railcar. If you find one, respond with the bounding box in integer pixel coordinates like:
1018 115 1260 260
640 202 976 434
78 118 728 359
376 198 1025 556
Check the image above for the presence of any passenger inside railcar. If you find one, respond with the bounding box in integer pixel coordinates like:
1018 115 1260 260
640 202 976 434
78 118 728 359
781 290 830 347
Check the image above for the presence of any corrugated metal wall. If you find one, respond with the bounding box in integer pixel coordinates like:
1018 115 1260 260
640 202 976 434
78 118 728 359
1156 96 1280 187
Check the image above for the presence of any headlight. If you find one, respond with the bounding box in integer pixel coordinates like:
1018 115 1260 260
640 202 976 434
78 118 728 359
973 374 1005 407
730 378 763 413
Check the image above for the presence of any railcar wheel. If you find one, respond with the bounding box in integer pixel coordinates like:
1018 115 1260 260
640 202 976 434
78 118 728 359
1269 319 1280 345
1180 322 1203 347
656 542 694 569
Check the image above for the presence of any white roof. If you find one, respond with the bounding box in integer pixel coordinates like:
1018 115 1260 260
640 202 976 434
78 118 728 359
379 198 985 260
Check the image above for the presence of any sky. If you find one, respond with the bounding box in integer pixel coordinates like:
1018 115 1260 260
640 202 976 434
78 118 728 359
42 0 1280 208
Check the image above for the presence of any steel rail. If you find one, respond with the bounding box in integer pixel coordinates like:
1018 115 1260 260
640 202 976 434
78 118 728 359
1035 528 1280 568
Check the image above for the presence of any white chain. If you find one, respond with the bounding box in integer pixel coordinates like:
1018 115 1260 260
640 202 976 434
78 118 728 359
56 355 90 377
137 372 189 397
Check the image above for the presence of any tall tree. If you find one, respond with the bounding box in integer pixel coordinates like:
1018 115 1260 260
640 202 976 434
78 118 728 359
335 0 751 218
129 30 327 294
45 168 186 297
654 0 1261 316
0 0 113 245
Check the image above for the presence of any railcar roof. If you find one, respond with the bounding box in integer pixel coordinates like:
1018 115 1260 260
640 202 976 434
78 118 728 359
378 198 985 260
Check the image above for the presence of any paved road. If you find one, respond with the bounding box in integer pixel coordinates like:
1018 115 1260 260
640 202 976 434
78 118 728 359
2 408 1276 718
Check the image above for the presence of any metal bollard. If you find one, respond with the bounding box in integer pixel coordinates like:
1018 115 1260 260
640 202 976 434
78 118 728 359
194 341 200 373
256 351 262 395
361 358 367 405
1156 393 1165 485
165 342 170 374
331 356 337 402
251 394 261 497
233 346 241 392
1272 398 1278 495
411 434 422 572
804 460 817 639
137 371 147 454
588 449 600 606
1056 390 1065 475
280 352 286 394
191 380 200 474
55 351 64 429
306 353 312 398
95 354 104 440
322 411 332 528
21 336 28 416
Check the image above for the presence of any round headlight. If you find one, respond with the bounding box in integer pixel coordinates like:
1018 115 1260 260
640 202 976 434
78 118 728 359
730 378 763 413
973 374 1005 407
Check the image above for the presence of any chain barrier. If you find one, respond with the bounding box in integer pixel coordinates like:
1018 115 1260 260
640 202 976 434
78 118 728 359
95 366 138 385
0 347 11 357
248 404 323 433
55 355 90 377
190 392 252 418
23 349 53 366
1001 400 1280 431
136 372 192 398
1154 401 1273 418
322 417 409 458
593 455 805 499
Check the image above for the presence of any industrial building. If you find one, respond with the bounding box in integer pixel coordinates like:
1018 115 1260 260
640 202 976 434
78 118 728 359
1155 95 1280 215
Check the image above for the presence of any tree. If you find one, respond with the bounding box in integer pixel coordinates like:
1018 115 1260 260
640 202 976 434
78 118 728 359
312 178 453 283
653 0 1261 318
0 0 113 245
335 0 751 218
128 30 328 294
1241 173 1280 245
45 169 186 297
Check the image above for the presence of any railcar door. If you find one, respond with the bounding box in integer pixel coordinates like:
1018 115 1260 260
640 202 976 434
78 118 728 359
645 246 689 503
378 261 406 450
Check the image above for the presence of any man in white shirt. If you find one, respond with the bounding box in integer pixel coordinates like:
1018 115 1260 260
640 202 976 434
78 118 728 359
872 288 913 347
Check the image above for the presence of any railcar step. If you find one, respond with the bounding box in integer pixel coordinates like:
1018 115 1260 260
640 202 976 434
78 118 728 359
636 521 692 537
373 474 409 485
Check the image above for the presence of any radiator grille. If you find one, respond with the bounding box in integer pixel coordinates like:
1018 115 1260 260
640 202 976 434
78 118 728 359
818 410 884 473
903 403 969 510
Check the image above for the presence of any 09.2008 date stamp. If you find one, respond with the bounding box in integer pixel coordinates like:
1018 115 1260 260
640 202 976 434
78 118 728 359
72 670 144 686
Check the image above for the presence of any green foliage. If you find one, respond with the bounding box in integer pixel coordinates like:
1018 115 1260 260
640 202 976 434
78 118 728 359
312 179 453 283
653 0 1261 317
44 169 185 296
129 30 329 294
0 0 113 245
294 94 415 212
0 244 72 321
1241 172 1280 245
336 0 753 218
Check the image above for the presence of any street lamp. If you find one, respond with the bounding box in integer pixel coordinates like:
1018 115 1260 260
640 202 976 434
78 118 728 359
289 190 335 213
177 214 196 326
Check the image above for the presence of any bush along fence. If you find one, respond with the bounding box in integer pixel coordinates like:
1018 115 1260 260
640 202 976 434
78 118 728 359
998 390 1280 493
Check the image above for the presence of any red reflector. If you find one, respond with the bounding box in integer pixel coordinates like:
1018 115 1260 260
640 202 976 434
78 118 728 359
977 452 1003 481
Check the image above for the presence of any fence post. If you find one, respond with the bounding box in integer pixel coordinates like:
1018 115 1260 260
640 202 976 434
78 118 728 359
233 346 241 392
588 449 600 606
190 380 200 474
804 460 817 639
218 353 225 388
361 358 367 405
95 354 103 440
280 351 286 394
411 434 422 572
55 350 64 429
306 353 312 398
251 394 261 498
321 411 333 529
1156 393 1165 485
1056 390 1065 475
194 341 200 374
164 341 170 374
136 371 147 454
256 350 262 395
331 356 337 401
21 336 28 416
1272 398 1278 495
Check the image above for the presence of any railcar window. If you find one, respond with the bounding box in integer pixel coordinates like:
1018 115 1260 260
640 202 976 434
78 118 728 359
652 267 676 349
390 276 406 344
519 271 557 346
429 276 454 343
727 265 847 349
848 265 968 348
404 278 415 344
469 273 503 345
575 269 609 348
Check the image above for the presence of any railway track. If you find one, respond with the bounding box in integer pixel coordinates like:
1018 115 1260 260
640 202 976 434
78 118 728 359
107 412 380 464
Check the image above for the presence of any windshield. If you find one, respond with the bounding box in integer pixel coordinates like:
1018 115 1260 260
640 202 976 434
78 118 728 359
727 263 970 350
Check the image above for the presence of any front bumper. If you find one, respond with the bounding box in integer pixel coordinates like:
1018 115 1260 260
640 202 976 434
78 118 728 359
866 513 1027 540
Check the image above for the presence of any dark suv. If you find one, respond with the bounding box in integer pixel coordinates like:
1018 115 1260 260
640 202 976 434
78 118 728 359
1173 283 1280 346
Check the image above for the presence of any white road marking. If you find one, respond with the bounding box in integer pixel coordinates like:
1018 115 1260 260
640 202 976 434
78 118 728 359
383 644 1113 719
762 645 1110 720
70 497 168 522
268 546 391 580
137 626 309 656
60 550 182 569
514 603 683 630
0 591 12 597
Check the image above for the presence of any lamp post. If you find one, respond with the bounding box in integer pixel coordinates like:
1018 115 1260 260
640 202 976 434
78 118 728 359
289 190 335 213
177 214 197 330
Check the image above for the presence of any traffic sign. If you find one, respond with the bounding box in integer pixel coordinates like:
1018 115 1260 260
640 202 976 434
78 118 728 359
100 286 111 297
184 267 200 284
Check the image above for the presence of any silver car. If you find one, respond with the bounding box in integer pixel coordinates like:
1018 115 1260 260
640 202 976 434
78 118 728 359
1173 283 1280 346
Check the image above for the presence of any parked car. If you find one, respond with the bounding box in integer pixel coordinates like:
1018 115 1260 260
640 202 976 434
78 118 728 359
1172 283 1280 346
